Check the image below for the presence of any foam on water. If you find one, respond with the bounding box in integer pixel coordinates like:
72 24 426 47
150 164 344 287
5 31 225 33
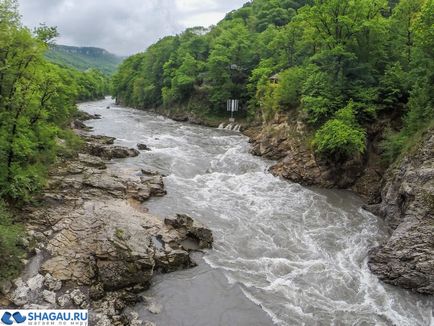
81 99 434 326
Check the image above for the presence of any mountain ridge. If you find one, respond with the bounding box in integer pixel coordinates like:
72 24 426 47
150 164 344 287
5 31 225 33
46 44 123 75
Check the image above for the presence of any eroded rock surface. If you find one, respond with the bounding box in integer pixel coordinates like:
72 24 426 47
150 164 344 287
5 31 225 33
85 143 140 160
367 129 434 294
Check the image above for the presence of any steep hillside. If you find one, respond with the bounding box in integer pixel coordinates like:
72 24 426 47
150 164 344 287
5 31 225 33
46 45 123 75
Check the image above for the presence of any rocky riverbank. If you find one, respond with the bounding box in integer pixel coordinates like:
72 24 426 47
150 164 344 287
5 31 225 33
366 129 434 294
0 115 213 325
246 113 387 204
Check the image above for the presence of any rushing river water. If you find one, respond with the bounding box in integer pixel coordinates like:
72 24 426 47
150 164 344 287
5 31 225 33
81 99 433 326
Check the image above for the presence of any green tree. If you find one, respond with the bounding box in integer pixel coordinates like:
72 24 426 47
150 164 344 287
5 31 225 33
313 101 366 159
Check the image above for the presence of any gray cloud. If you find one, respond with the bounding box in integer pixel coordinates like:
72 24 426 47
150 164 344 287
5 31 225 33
17 0 247 55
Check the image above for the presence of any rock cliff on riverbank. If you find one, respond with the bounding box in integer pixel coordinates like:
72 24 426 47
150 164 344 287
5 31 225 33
367 129 434 295
0 116 213 325
246 113 387 204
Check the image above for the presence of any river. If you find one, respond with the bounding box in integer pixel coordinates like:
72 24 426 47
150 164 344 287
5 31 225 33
81 98 433 326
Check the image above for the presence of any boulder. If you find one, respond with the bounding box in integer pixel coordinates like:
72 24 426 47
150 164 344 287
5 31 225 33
78 153 107 170
85 143 139 160
137 144 151 151
70 289 87 306
154 249 194 273
82 135 116 145
164 214 213 250
57 293 71 307
76 111 101 121
27 274 45 291
44 273 62 291
11 279 30 306
72 119 92 131
42 290 56 305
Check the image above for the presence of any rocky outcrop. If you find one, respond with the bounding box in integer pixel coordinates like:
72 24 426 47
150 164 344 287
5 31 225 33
137 143 151 151
247 113 386 203
82 134 116 145
367 129 434 294
85 143 140 160
72 119 93 131
1 116 213 325
75 111 102 121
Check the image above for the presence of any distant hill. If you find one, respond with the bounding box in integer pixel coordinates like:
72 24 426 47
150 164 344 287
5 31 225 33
46 45 123 75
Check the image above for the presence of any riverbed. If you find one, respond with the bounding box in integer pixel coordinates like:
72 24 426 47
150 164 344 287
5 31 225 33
81 98 433 326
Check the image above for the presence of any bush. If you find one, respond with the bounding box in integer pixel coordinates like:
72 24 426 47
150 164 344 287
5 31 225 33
0 201 25 283
274 66 305 108
301 68 343 125
381 83 434 163
313 102 366 159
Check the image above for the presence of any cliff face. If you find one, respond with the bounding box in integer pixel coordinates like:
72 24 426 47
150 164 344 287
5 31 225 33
247 113 386 204
367 129 434 294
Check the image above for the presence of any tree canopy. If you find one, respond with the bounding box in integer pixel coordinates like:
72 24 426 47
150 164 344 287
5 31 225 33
0 0 109 201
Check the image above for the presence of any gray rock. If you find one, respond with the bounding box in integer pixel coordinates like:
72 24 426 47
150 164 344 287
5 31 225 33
368 129 434 294
11 279 30 306
89 283 105 300
137 143 151 151
70 289 87 306
57 294 71 307
78 153 107 170
23 304 51 309
83 135 116 145
85 143 139 160
27 274 45 292
164 214 213 249
142 297 162 315
44 273 62 291
0 280 12 295
144 322 156 326
72 119 91 130
154 249 192 273
42 290 57 305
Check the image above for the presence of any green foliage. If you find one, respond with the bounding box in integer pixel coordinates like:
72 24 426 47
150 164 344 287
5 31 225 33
34 23 59 44
313 102 366 159
0 0 109 201
382 0 434 162
46 45 122 75
275 67 306 108
301 67 343 125
0 200 25 282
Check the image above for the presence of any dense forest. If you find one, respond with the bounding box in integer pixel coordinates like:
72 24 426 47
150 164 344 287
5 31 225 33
0 0 109 281
46 45 123 75
113 0 433 162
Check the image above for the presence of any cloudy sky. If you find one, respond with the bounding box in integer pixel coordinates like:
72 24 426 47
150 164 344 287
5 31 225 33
18 0 247 55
